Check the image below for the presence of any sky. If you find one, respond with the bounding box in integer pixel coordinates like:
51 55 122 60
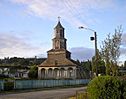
0 0 126 64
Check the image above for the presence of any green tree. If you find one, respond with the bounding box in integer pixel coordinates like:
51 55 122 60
101 26 122 76
92 50 105 76
81 60 92 78
76 59 81 66
81 60 91 72
28 65 38 79
124 61 126 67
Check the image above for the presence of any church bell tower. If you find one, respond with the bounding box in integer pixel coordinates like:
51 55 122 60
38 18 78 79
52 18 67 50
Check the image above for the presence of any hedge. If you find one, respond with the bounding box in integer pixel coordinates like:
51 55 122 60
87 76 126 99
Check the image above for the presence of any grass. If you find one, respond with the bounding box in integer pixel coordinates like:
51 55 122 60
68 92 88 99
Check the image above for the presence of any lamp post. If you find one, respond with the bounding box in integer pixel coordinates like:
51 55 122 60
79 26 98 76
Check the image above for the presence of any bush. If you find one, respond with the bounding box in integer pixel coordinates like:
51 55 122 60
87 76 124 99
0 74 9 79
28 65 38 79
4 81 14 91
122 80 126 98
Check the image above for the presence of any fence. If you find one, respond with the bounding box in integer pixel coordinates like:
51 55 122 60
14 79 90 90
0 80 4 91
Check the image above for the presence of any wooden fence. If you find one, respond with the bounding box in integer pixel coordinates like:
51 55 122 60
0 79 90 91
0 80 4 91
14 79 90 90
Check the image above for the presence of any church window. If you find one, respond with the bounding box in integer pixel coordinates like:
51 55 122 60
56 40 59 49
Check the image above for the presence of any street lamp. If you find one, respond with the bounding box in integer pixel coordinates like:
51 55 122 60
79 26 98 76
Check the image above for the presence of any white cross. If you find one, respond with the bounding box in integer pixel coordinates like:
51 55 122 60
58 16 61 21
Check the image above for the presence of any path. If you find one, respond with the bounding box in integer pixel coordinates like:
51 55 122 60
0 87 86 99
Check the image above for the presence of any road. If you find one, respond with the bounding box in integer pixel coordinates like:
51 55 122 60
0 87 86 99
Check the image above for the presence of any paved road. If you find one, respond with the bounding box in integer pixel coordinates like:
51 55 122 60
0 87 86 99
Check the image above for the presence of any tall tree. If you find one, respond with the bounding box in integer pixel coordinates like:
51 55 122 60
28 65 38 79
101 26 122 76
81 60 92 78
124 61 126 67
92 50 105 76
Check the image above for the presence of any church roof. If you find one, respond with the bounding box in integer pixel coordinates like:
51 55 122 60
54 21 64 29
47 48 70 53
38 58 77 67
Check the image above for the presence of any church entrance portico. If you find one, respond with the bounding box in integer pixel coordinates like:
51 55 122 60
38 67 76 79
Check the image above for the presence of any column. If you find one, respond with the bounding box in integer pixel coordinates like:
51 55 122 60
64 69 67 78
38 68 41 79
67 69 69 78
52 69 54 78
45 69 48 79
73 69 76 79
57 69 59 79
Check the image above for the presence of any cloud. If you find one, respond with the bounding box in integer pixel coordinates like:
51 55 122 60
120 33 126 57
121 33 126 47
0 33 94 60
0 33 125 61
120 48 126 55
0 33 47 58
70 46 126 62
70 47 94 61
11 0 115 27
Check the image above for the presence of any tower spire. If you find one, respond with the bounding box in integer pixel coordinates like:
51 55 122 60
54 16 64 29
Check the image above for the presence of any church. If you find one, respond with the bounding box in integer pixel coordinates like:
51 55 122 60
38 19 80 79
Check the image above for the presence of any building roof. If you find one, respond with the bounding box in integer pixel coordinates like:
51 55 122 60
54 21 64 29
38 58 77 67
47 48 70 53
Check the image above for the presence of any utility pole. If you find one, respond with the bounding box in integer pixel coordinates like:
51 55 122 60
94 31 98 76
79 26 98 76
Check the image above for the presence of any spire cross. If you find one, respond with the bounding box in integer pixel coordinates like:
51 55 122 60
58 16 61 22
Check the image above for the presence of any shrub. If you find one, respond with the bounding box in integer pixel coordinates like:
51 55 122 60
122 80 126 99
87 76 123 99
28 65 38 79
4 81 14 91
0 74 9 79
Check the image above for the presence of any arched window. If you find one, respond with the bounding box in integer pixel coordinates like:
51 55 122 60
41 68 45 79
68 67 73 78
48 68 53 78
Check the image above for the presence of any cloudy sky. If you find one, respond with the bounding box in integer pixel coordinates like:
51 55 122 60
0 0 126 63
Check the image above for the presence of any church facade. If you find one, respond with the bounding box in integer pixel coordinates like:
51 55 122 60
38 20 79 79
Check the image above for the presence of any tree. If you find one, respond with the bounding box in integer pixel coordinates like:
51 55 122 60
92 50 105 76
28 65 38 79
77 60 92 79
76 59 81 66
81 60 92 72
101 26 122 76
124 61 126 67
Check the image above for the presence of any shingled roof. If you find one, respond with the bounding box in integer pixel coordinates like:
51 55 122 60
54 21 64 29
39 58 77 67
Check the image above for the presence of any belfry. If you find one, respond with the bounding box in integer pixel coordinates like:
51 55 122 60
38 19 78 79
